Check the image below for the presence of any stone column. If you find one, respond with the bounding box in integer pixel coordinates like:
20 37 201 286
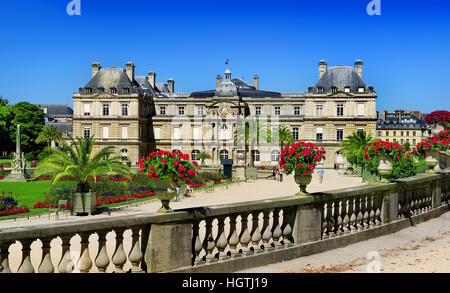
144 222 192 272
432 178 442 208
381 190 398 224
292 203 322 244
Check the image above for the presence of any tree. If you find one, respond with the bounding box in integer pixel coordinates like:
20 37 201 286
197 151 212 166
234 118 271 167
0 96 8 106
36 125 63 147
10 102 45 158
339 131 377 167
0 104 14 152
34 136 131 193
278 125 294 150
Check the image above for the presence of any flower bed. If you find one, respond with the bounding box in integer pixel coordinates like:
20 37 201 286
33 201 72 209
0 206 30 217
1 192 29 217
279 142 326 175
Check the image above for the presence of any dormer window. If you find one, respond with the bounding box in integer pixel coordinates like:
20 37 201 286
358 87 365 93
344 87 351 93
123 88 130 94
110 87 117 94
85 88 92 94
331 87 337 93
317 87 324 93
98 87 104 93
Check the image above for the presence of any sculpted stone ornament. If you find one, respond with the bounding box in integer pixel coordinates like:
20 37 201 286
3 124 31 182
218 103 232 118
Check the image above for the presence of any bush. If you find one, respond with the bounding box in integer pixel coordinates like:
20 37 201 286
49 184 77 201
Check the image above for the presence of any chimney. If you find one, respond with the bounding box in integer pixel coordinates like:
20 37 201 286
167 78 174 93
148 71 156 88
253 74 259 90
354 60 363 79
216 75 222 87
92 62 102 78
125 62 135 81
319 60 327 79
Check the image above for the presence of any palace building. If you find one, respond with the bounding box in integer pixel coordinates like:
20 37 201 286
72 60 377 168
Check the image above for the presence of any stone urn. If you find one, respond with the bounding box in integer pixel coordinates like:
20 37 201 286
294 171 312 196
425 151 439 174
154 179 177 213
377 155 393 183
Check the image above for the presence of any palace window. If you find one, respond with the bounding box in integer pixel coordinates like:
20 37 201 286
401 139 404 144
178 106 185 115
121 149 128 162
337 128 343 141
357 104 365 116
191 150 200 161
123 88 130 94
357 128 364 134
103 104 110 116
393 131 397 136
358 87 365 93
317 87 324 93
110 88 117 94
294 106 301 116
84 127 90 138
271 150 281 162
255 106 261 116
386 131 389 136
85 88 92 94
274 106 281 116
98 87 104 93
377 131 382 137
331 87 337 93
219 150 229 160
122 104 128 116
337 104 344 116
316 128 323 142
102 126 109 139
344 87 351 93
316 104 323 116
122 126 128 139
401 131 404 136
413 131 416 136
292 127 299 141
406 131 409 136
160 106 166 115
413 139 416 145
386 139 389 142
83 104 91 116
253 150 260 162
196 105 203 115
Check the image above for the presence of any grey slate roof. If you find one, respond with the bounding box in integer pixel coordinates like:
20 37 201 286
377 113 427 130
189 78 281 98
155 82 170 93
35 104 73 118
135 76 158 96
80 68 149 95
311 66 373 93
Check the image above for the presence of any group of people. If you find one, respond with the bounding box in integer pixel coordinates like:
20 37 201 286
272 168 284 182
176 184 195 200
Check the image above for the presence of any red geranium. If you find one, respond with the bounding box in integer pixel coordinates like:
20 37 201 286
279 142 326 175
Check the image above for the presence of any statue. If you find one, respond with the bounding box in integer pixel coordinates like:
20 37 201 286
3 124 30 182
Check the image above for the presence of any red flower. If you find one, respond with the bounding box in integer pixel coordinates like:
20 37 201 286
161 159 167 164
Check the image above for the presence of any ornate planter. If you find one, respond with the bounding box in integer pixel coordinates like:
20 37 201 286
154 179 177 213
377 155 393 183
294 171 312 196
72 192 96 215
425 151 439 174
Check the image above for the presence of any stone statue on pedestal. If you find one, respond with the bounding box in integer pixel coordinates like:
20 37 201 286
3 124 31 182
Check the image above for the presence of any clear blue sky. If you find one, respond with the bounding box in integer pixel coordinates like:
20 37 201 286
0 0 449 112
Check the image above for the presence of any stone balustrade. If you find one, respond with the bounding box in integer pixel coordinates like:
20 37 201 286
0 168 449 273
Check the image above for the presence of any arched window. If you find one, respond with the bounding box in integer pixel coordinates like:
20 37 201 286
120 149 128 162
172 149 181 154
271 150 281 162
219 150 229 159
253 150 260 162
191 150 200 161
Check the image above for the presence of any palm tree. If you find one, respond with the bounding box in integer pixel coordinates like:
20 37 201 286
278 125 294 150
35 125 63 147
34 136 130 193
339 131 377 168
234 118 271 167
197 151 212 166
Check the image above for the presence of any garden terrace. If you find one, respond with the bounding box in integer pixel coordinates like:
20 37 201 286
0 169 449 273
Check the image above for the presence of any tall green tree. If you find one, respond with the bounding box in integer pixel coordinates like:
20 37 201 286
0 103 14 152
36 125 63 146
278 125 294 150
339 131 377 167
10 102 45 158
234 118 271 167
35 136 131 193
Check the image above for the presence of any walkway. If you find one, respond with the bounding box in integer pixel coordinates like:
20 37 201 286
239 211 450 273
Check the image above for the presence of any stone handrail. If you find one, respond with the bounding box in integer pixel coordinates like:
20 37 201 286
0 169 449 273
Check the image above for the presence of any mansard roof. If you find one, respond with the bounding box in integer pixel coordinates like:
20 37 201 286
311 65 373 93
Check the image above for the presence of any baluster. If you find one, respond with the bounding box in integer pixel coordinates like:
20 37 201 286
366 194 373 227
375 195 382 225
38 237 54 273
354 197 362 230
340 199 349 234
332 200 340 235
347 198 355 232
215 217 229 260
271 208 283 249
129 227 144 273
95 230 110 273
250 211 263 254
18 239 35 273
324 202 333 238
360 196 368 230
204 218 217 263
227 214 241 258
58 235 73 273
261 209 273 251
0 241 12 273
239 213 252 256
192 221 204 265
78 232 93 273
281 208 294 246
112 228 127 273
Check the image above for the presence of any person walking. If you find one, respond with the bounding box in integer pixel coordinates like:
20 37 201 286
275 169 280 182
318 167 325 184
279 169 284 182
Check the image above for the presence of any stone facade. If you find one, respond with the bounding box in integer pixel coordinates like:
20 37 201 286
72 60 377 168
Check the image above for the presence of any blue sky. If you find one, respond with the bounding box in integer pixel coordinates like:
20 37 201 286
0 0 449 112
